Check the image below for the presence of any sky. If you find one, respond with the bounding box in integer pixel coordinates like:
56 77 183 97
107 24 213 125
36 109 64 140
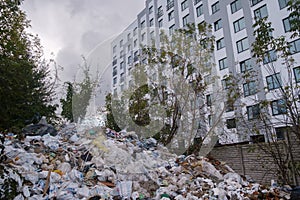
21 0 145 107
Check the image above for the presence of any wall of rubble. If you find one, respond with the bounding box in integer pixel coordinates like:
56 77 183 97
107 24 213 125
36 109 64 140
209 138 300 185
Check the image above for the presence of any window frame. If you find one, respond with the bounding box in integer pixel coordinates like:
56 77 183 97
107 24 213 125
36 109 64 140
233 17 246 33
169 24 175 35
231 0 242 14
196 4 203 17
181 0 188 11
214 19 222 31
240 58 253 73
182 14 189 27
149 5 153 14
206 94 212 106
278 0 288 9
212 1 220 14
149 18 154 27
247 104 260 120
293 66 300 83
236 37 249 53
158 19 163 28
254 4 268 19
216 37 225 50
218 57 228 70
168 10 175 21
226 118 236 129
271 99 287 115
266 73 281 90
243 81 256 97
289 38 300 54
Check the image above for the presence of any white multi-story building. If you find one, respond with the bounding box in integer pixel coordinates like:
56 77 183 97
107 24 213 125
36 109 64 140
110 0 300 144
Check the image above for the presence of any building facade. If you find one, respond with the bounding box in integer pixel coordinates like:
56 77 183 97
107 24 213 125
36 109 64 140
110 0 300 144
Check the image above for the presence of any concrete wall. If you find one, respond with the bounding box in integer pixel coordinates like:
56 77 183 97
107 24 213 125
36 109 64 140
209 138 300 185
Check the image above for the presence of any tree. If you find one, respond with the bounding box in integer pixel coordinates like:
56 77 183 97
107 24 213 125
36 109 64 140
0 0 57 132
60 82 74 122
227 16 300 185
60 59 95 123
110 23 223 155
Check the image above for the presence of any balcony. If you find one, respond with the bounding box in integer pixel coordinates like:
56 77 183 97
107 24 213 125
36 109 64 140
166 1 174 11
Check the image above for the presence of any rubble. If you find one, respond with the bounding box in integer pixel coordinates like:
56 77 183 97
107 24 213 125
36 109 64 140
0 122 296 199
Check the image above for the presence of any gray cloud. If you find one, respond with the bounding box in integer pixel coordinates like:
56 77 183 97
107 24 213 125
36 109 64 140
21 0 145 106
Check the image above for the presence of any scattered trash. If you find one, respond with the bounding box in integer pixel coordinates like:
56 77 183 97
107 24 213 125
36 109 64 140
0 122 295 199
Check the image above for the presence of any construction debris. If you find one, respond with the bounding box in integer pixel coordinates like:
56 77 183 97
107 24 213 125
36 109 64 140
0 122 297 199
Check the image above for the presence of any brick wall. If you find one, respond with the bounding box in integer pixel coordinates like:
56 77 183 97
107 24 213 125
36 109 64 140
209 138 300 185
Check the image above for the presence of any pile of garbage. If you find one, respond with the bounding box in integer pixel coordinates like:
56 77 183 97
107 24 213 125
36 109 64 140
0 121 297 199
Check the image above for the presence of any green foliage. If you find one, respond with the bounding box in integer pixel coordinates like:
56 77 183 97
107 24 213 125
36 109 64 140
60 59 94 123
0 0 57 132
60 82 74 122
288 0 300 38
105 93 121 132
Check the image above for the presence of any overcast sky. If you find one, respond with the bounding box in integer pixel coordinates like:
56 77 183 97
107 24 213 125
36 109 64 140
21 0 145 108
21 0 145 82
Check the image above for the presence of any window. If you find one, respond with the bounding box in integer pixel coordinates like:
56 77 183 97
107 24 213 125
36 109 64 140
120 39 123 47
141 33 146 41
181 0 188 11
283 16 297 32
236 37 249 53
159 19 163 28
167 0 174 11
113 88 117 96
133 27 137 36
127 33 131 41
134 51 139 62
141 20 146 29
278 0 288 9
263 49 277 64
247 104 260 120
271 99 287 115
251 135 265 143
266 73 281 90
169 24 175 35
183 14 189 27
112 56 117 66
194 0 201 5
216 38 225 50
275 127 287 140
168 11 174 21
206 94 212 106
150 31 155 39
214 19 222 31
212 1 220 14
158 6 163 18
134 39 137 47
113 67 117 77
208 115 212 126
120 73 125 83
113 77 117 85
243 81 256 97
219 57 227 70
127 44 131 52
113 45 117 53
231 0 242 13
226 100 234 112
120 61 124 70
221 78 230 89
293 66 300 82
196 5 203 17
254 5 268 19
149 5 153 14
240 59 253 73
128 56 132 64
233 17 245 33
150 18 154 27
289 38 300 54
251 0 263 6
120 50 124 59
226 118 236 129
